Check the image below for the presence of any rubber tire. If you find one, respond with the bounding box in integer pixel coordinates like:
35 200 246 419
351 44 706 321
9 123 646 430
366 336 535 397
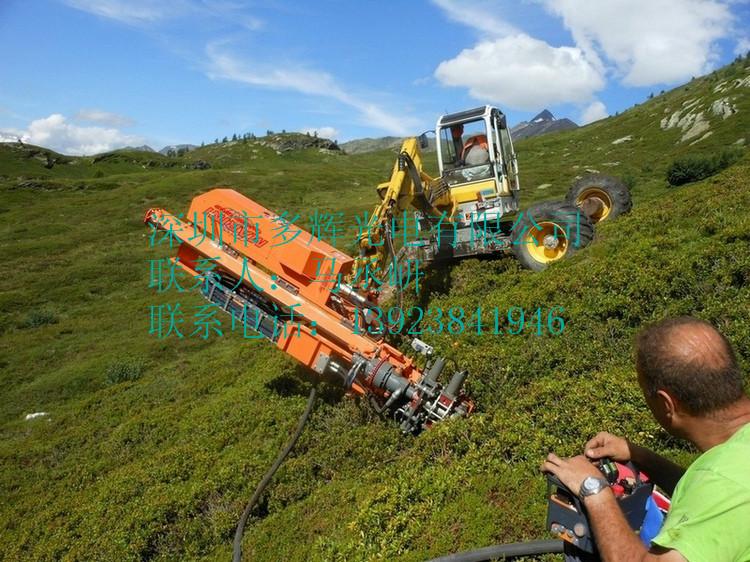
566 174 632 223
511 201 594 272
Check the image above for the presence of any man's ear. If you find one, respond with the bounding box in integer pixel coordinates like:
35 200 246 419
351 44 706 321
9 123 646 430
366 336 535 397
656 389 678 423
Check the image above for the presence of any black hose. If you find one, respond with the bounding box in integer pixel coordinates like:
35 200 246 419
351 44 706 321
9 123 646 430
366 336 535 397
400 151 440 218
384 220 404 315
425 539 564 562
232 386 318 562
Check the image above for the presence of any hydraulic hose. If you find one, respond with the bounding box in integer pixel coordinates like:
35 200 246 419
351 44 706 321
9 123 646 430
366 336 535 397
426 539 564 562
232 386 318 562
383 220 404 315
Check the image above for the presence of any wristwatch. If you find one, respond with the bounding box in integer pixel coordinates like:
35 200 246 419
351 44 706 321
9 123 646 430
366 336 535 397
579 476 609 499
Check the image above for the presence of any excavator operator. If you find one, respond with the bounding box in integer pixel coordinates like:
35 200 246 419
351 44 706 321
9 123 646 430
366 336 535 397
462 134 490 166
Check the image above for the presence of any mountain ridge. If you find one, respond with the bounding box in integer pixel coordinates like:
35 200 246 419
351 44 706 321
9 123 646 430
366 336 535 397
511 108 578 140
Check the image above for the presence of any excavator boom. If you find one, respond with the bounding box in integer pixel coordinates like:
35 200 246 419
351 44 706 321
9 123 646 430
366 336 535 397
350 137 450 287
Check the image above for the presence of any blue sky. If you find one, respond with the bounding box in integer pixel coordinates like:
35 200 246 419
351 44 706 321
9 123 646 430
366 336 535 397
1 0 748 154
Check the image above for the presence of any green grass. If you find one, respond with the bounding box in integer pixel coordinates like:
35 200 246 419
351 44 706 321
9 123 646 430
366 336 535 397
0 58 749 561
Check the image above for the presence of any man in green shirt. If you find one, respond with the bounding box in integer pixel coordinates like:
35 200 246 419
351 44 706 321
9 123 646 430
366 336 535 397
542 316 750 562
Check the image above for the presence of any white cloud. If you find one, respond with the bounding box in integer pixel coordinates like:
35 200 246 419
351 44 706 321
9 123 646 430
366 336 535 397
412 76 432 86
239 15 264 31
580 100 608 125
64 0 263 29
432 1 605 110
433 0 737 110
431 0 518 36
64 0 175 25
435 34 605 110
301 126 339 139
735 37 750 56
1 114 143 155
205 44 418 136
0 130 25 143
543 0 734 86
74 108 135 127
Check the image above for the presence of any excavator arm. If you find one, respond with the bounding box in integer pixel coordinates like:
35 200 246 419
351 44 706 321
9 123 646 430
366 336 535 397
349 137 450 289
144 188 471 434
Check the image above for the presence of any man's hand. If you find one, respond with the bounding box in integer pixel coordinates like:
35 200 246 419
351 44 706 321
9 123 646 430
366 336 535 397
585 432 631 462
586 432 685 495
541 453 604 496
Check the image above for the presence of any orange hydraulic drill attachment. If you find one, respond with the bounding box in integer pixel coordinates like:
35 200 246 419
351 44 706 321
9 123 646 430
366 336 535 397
144 188 473 434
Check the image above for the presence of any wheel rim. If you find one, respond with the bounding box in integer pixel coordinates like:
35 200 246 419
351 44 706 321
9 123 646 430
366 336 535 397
524 221 569 263
575 187 612 223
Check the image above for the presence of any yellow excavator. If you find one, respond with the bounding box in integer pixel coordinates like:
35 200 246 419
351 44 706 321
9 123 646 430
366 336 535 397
351 105 632 282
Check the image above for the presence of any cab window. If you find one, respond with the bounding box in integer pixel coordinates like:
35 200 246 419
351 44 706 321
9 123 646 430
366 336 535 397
440 119 497 185
440 119 488 170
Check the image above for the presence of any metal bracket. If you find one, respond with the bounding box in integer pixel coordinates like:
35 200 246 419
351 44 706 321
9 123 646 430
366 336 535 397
411 338 434 356
312 353 330 375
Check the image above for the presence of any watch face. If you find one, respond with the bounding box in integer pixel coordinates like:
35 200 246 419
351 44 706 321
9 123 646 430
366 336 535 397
581 477 605 496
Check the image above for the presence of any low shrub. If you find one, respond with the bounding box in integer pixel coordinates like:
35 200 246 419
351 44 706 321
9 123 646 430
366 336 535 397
20 309 59 329
666 148 743 186
621 171 637 190
105 358 145 385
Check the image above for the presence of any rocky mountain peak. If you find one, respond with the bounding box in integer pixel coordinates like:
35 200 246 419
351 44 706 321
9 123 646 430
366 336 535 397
531 109 555 123
511 109 577 140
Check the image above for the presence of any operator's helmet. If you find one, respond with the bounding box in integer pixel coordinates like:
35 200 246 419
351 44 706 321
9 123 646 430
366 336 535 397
465 144 490 166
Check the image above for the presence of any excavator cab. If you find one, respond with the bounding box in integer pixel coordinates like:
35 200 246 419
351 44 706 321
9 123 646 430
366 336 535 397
436 105 520 221
407 105 523 261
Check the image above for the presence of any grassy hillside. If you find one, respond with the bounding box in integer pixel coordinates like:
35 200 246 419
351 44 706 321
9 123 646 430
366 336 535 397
1 59 749 561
